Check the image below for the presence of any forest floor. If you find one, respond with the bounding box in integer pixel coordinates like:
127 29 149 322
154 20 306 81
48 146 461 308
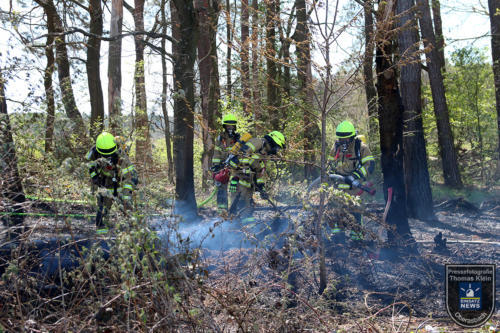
1 196 499 332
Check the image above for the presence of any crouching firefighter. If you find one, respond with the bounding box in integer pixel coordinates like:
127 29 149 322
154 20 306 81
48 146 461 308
227 131 286 224
211 114 241 213
328 121 375 242
86 132 138 235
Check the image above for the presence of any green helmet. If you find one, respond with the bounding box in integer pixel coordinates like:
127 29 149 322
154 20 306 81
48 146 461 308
336 121 356 138
222 114 237 126
268 130 286 149
96 132 117 155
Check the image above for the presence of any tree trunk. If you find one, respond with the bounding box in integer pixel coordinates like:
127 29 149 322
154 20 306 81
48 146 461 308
417 0 462 188
36 0 87 146
488 0 500 175
172 0 199 212
293 0 317 180
161 0 174 183
375 2 415 251
431 0 445 72
363 0 378 147
44 30 55 153
251 0 261 132
133 0 152 173
241 0 251 113
396 0 434 221
225 0 233 100
265 0 279 129
197 0 220 190
108 0 123 135
0 70 25 239
88 0 104 139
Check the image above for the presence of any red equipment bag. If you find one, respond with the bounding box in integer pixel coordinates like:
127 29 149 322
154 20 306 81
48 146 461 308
214 168 230 184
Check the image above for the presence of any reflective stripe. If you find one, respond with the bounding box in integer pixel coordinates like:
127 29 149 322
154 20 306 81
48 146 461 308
353 171 362 179
338 183 350 189
256 178 264 184
328 155 335 161
122 195 131 200
240 158 250 164
350 231 363 240
212 158 221 163
242 217 256 223
122 165 135 175
214 146 223 151
90 171 97 178
332 228 342 233
359 166 367 177
239 180 251 188
86 150 93 160
96 228 109 234
361 156 375 164
102 171 113 177
229 160 238 168
246 142 256 152
242 169 252 174
251 154 259 160
123 184 133 191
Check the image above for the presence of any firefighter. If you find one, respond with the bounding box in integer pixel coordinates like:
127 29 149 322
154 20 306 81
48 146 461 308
328 120 375 242
211 114 241 212
227 131 286 224
86 132 138 234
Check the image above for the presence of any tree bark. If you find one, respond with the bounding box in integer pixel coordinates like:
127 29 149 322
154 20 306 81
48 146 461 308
375 1 415 251
197 0 220 190
396 0 434 220
44 29 55 153
36 0 87 146
87 0 104 139
293 0 317 180
265 0 280 129
417 0 462 187
488 0 500 175
108 0 123 135
363 0 378 146
251 0 261 131
241 0 251 113
431 0 446 72
160 0 174 183
133 0 152 172
0 70 25 239
172 0 199 212
225 0 233 100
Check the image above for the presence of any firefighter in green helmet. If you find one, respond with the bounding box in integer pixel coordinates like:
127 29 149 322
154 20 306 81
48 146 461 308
211 114 241 213
228 130 286 224
328 120 375 242
86 132 138 234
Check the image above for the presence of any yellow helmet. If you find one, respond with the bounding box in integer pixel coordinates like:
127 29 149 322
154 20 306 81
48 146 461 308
96 132 117 155
268 130 286 149
222 114 237 126
336 121 356 138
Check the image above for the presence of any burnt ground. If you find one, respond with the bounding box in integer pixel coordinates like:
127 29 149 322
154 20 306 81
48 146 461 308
1 199 499 331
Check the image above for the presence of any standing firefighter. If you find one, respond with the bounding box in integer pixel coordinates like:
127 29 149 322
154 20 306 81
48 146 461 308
228 131 286 224
86 132 137 234
211 114 241 212
328 121 375 242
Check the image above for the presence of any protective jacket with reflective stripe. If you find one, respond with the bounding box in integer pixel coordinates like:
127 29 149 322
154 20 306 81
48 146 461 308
229 137 267 186
86 147 137 199
212 132 240 167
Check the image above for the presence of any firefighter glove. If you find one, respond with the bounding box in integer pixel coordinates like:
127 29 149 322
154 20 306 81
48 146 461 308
344 175 356 185
229 178 238 193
